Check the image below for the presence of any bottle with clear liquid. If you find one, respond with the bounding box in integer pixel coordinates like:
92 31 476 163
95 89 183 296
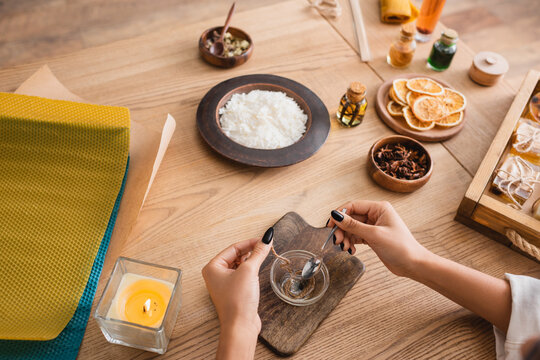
387 23 416 69
427 29 458 71
336 82 367 127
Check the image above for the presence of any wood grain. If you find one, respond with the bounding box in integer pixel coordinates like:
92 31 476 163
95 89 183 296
457 70 540 253
1 0 538 90
320 0 518 175
0 1 538 359
440 0 540 91
259 212 364 355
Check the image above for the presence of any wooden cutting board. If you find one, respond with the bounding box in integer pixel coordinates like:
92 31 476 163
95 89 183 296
258 212 365 356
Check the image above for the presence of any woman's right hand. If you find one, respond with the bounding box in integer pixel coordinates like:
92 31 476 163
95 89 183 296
327 200 430 278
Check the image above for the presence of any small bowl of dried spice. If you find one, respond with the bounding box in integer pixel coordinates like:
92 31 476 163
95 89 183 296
199 26 253 68
368 135 433 192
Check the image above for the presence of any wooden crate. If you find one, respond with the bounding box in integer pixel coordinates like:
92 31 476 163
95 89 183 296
456 70 540 262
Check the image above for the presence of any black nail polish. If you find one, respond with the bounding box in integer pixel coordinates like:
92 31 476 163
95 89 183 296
340 243 344 250
325 219 330 227
262 227 273 244
332 234 336 245
331 210 344 222
348 248 352 255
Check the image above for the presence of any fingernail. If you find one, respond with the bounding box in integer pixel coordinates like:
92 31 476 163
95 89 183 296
325 219 330 227
332 234 336 245
348 248 352 255
262 227 273 244
331 210 344 222
340 243 344 251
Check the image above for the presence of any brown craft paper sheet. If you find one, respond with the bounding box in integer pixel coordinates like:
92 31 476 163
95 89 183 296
15 64 176 278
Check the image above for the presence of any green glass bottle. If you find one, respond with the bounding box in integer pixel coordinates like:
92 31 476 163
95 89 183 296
427 29 458 71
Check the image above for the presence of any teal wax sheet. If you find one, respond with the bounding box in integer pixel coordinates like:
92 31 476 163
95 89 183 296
0 159 129 359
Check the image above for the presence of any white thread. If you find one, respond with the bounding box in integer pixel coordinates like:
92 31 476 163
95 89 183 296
495 157 540 209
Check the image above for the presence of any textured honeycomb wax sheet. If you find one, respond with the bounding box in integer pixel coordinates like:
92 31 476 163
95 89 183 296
0 92 130 340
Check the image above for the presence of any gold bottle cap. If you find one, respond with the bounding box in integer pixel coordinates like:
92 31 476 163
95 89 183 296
400 23 416 37
347 82 366 103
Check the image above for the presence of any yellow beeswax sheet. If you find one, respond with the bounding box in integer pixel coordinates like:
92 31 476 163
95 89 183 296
0 92 130 340
380 0 418 23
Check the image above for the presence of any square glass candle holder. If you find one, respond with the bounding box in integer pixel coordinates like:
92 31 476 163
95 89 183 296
94 257 182 354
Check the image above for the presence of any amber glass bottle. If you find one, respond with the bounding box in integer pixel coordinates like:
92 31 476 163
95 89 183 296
529 92 540 123
336 82 367 127
387 23 416 68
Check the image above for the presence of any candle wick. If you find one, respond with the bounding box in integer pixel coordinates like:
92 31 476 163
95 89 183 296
143 299 151 313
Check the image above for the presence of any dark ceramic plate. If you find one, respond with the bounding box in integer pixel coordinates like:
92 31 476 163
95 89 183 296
196 74 330 167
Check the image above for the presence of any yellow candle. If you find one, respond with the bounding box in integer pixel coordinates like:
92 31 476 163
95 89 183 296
107 273 174 328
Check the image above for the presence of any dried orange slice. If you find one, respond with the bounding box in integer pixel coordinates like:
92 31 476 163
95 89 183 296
406 78 444 96
403 106 435 131
387 100 403 116
389 87 407 106
392 79 409 104
412 96 447 122
441 88 467 114
435 111 463 127
406 91 423 107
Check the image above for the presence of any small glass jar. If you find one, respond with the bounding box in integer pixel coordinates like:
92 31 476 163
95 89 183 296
427 29 458 71
270 250 329 306
94 257 182 354
336 82 368 127
387 23 416 69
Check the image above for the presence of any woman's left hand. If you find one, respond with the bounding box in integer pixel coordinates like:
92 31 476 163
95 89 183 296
202 228 273 359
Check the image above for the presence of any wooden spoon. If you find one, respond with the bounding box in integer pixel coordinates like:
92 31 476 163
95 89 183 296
209 2 236 56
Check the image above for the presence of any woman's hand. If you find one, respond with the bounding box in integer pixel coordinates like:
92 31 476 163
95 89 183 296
328 200 513 332
327 200 429 278
202 228 273 360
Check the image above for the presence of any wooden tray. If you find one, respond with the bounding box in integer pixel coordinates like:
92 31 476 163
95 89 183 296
258 212 365 356
196 74 330 167
456 70 540 262
375 74 466 142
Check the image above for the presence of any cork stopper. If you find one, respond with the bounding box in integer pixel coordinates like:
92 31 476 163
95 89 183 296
400 23 416 38
347 82 366 103
441 29 458 45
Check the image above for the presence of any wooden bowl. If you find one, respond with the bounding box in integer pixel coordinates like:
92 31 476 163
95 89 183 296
367 135 433 193
375 74 466 142
199 26 253 68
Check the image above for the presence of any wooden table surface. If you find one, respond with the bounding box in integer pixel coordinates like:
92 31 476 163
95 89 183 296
1 0 539 359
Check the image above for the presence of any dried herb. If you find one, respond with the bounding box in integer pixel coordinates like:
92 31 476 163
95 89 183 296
374 143 428 180
205 32 250 57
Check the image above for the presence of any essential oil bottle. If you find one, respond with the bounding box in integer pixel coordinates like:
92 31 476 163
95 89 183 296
336 82 367 127
427 29 458 71
387 23 417 69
